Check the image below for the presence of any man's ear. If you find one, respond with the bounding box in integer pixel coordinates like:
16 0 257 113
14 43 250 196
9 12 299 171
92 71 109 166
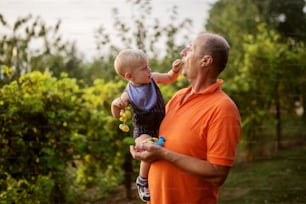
201 55 213 67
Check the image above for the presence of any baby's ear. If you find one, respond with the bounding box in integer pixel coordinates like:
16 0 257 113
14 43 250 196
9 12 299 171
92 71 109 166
124 72 132 80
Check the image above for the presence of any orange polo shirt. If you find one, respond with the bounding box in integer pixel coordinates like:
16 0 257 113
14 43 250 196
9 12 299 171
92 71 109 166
148 80 241 204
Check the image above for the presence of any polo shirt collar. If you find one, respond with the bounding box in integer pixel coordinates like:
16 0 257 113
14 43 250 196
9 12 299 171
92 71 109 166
185 79 223 96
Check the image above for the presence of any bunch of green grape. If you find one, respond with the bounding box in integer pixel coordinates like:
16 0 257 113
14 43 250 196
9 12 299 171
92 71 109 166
119 107 132 132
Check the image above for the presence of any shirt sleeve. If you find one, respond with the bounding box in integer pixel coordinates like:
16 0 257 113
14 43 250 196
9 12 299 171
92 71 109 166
206 106 241 167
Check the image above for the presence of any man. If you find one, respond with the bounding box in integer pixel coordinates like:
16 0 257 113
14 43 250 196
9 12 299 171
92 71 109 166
130 33 241 204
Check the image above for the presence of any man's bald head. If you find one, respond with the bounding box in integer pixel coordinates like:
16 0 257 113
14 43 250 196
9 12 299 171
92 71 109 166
196 33 230 73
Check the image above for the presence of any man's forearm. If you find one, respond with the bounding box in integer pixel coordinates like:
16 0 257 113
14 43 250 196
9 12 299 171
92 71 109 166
160 148 230 186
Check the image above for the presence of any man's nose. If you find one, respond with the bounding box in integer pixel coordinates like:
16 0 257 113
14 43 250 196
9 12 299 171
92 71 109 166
180 47 188 57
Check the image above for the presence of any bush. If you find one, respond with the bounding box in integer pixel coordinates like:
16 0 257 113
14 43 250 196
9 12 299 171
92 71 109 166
0 71 128 203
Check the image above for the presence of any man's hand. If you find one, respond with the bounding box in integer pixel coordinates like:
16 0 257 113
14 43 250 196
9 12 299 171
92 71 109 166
130 142 230 187
130 142 163 163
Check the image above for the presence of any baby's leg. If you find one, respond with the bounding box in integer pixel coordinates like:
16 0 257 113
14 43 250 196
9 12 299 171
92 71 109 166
135 134 152 178
135 134 152 202
135 133 151 144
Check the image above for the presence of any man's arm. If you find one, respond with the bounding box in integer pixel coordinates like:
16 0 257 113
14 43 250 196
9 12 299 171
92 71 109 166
130 143 230 186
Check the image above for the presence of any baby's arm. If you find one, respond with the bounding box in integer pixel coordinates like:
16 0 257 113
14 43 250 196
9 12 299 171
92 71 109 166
111 91 129 119
152 59 183 84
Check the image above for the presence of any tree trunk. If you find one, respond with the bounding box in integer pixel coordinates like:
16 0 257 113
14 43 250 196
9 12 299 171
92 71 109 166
50 180 65 204
122 153 133 199
275 83 282 151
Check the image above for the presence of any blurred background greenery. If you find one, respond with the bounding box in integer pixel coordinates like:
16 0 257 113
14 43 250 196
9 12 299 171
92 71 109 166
1 0 305 203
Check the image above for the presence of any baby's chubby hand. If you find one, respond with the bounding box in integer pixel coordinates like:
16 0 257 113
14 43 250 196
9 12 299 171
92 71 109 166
172 59 183 73
112 97 128 109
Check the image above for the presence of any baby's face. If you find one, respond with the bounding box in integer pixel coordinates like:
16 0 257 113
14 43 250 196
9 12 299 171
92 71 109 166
129 59 151 86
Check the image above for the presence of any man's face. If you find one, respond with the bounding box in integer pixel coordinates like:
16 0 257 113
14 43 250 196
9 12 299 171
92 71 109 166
180 37 203 81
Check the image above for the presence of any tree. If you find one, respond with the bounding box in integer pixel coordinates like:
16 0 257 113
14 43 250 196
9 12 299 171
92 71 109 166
0 70 127 202
94 0 191 70
236 26 287 151
0 13 83 82
260 0 306 42
206 0 306 157
206 0 262 42
205 0 263 86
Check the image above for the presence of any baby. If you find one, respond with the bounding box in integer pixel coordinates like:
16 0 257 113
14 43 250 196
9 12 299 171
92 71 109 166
111 49 182 202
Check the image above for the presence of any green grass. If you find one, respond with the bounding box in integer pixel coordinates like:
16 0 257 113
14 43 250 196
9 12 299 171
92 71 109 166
219 146 306 204
101 145 306 204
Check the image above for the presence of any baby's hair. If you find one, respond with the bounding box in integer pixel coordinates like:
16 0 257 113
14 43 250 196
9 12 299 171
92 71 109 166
114 49 148 77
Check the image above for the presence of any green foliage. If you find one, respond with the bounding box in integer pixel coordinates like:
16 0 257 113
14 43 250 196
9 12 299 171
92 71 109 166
206 0 260 89
2 0 304 202
0 2 194 201
261 0 306 42
0 175 53 204
78 58 116 85
206 0 262 41
94 0 192 61
0 13 83 82
224 24 306 157
207 0 306 158
0 70 129 202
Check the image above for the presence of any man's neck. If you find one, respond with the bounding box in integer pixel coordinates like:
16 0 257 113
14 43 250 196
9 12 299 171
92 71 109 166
191 78 217 93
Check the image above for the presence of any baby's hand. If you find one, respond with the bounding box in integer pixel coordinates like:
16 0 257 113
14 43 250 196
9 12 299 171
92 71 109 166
172 59 183 73
113 97 128 109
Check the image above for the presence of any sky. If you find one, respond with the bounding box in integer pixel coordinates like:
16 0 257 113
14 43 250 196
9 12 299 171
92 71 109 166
1 0 217 60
